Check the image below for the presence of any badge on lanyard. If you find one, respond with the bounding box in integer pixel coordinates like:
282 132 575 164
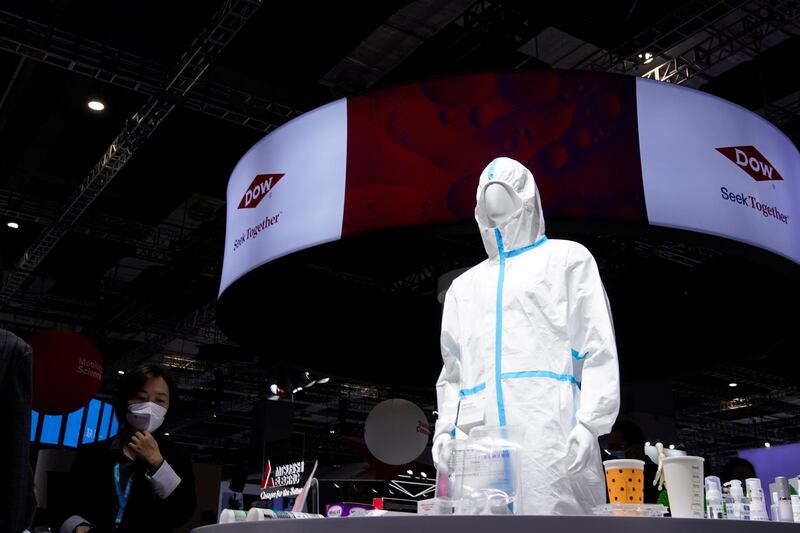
113 463 134 525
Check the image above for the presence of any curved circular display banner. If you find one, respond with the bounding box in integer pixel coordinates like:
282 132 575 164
220 70 800 297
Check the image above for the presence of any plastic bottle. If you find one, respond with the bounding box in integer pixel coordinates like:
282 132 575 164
770 482 779 521
705 476 725 519
746 478 769 521
724 480 750 520
775 477 794 522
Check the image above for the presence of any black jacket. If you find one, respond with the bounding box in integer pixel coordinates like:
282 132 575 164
0 329 35 533
62 433 196 533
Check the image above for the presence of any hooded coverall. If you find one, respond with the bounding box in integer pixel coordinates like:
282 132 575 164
434 157 620 515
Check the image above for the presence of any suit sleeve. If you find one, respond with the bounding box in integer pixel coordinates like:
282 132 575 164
566 245 620 437
434 287 462 445
150 442 196 527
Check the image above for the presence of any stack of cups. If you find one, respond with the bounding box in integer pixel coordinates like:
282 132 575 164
603 459 645 505
662 456 705 518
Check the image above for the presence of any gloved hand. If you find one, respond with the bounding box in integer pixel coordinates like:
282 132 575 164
432 433 452 471
566 423 595 473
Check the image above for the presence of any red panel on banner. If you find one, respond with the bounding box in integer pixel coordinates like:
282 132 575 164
343 70 647 236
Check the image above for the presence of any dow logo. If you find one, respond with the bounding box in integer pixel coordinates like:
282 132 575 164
238 173 285 209
715 146 783 182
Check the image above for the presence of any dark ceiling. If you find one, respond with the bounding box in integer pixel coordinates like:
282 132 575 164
2 0 799 471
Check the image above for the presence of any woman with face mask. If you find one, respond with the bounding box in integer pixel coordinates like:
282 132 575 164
59 364 196 533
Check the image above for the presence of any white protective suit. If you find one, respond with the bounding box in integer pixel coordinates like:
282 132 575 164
434 157 620 515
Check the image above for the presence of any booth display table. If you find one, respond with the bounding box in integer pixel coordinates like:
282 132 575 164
194 515 800 533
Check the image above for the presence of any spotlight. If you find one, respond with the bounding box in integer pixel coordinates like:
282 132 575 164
317 377 330 384
117 370 125 375
406 470 413 475
270 384 279 395
729 382 738 387
645 442 650 446
764 442 771 448
420 472 427 479
638 52 654 64
6 221 19 229
669 444 675 450
87 100 105 111
164 432 170 436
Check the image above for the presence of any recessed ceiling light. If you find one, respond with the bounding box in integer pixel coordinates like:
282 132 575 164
117 370 125 375
729 382 738 387
7 221 19 229
87 100 105 111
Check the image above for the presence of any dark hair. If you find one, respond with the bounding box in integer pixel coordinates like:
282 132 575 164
113 363 176 424
611 420 646 447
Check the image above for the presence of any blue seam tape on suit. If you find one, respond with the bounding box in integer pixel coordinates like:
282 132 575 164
487 158 498 180
459 383 486 398
494 228 507 426
571 348 588 360
501 370 581 389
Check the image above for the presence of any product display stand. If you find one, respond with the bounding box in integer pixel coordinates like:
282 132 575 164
193 515 799 533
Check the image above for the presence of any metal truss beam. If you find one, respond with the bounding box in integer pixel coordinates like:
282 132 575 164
639 0 800 86
575 0 747 74
0 6 303 132
0 0 262 308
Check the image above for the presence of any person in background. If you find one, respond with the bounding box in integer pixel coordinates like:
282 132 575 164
0 329 36 533
60 363 195 533
721 457 757 484
606 420 659 504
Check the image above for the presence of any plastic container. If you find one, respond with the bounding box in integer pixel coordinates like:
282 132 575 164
592 503 668 517
435 425 525 515
603 459 645 505
662 456 704 518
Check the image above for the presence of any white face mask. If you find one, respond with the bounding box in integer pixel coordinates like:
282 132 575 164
127 401 167 433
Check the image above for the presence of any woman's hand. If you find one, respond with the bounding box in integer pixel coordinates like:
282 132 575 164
128 431 164 470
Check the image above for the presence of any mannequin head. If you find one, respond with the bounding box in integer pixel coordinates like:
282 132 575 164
484 182 517 225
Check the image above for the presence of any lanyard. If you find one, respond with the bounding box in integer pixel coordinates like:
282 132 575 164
113 462 134 525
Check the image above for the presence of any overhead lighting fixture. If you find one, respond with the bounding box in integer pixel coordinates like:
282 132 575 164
270 384 279 395
6 221 19 229
669 444 675 450
420 472 427 479
317 377 330 384
117 370 125 375
329 429 335 434
87 100 105 112
212 414 217 418
164 432 170 436
638 52 654 64
372 488 378 494
333 483 340 489
764 442 771 448
645 442 650 447
406 470 413 475
729 382 738 387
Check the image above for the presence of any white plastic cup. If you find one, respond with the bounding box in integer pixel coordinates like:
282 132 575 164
219 509 247 523
662 456 705 518
247 507 276 521
603 459 645 505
